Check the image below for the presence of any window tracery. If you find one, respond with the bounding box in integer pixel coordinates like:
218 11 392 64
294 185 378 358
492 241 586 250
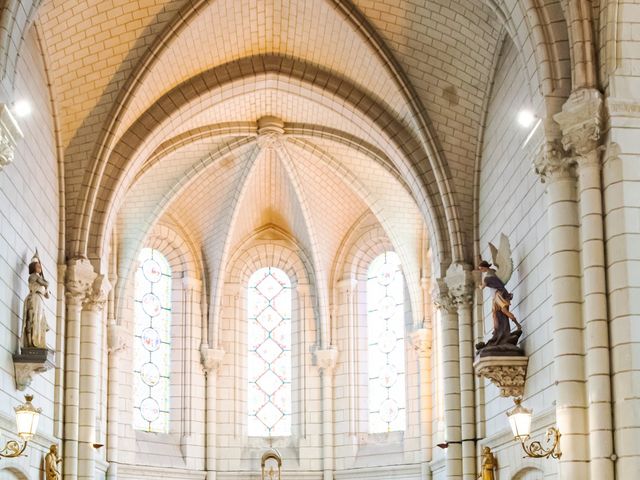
247 267 292 437
133 248 172 433
367 251 406 433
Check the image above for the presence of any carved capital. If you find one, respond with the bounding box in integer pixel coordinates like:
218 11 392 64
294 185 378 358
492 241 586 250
107 324 128 355
554 89 603 156
445 263 474 308
315 346 339 372
432 279 455 313
409 328 431 356
65 258 96 304
83 274 111 312
473 355 529 398
533 140 574 183
201 345 225 373
256 116 285 150
0 104 23 172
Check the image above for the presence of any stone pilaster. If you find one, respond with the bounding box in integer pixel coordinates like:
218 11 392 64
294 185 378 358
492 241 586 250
603 96 640 480
201 346 225 480
64 258 96 480
316 347 338 480
446 264 476 480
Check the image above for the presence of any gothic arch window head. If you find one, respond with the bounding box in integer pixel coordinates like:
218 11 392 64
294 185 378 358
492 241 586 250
367 251 406 433
133 247 172 433
247 267 292 437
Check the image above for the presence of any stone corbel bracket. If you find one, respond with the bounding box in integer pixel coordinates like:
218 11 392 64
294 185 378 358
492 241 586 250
314 346 339 372
200 345 226 373
13 348 55 390
0 103 23 172
473 355 529 398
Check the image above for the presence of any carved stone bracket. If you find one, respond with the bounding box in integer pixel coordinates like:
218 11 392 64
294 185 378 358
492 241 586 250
315 346 338 372
409 328 431 357
201 346 225 373
13 347 55 390
0 104 23 172
473 355 529 398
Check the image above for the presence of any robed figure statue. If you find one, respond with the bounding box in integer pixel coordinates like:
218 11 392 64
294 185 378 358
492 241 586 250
480 446 497 480
476 234 524 357
22 252 51 349
45 444 62 480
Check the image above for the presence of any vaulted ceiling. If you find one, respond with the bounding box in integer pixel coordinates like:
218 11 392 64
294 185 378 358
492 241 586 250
32 0 519 296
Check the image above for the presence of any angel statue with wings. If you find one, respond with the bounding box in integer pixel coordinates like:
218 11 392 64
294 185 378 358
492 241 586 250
475 234 525 357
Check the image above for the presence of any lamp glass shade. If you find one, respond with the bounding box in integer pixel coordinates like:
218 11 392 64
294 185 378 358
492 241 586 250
14 395 41 441
507 400 532 441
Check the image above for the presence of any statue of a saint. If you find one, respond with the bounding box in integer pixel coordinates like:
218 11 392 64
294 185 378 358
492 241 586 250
480 446 497 480
45 444 62 480
476 234 524 356
22 252 51 349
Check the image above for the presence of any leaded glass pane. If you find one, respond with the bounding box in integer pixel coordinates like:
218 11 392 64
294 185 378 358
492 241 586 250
247 267 292 437
133 248 172 433
367 251 406 433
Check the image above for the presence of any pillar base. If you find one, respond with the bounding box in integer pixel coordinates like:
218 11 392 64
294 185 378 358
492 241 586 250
473 355 528 398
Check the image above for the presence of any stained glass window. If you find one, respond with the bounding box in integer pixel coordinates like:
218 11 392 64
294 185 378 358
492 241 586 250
133 248 172 433
367 251 406 433
247 267 292 437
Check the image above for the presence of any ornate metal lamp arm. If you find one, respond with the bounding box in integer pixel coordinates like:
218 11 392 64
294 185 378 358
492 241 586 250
520 427 562 459
0 439 28 459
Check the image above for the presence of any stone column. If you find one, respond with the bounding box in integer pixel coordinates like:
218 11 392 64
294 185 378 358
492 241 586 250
64 258 96 480
106 324 127 480
201 346 225 480
316 347 338 480
78 274 110 480
433 281 462 480
410 328 432 480
554 89 614 480
534 137 588 479
445 264 475 480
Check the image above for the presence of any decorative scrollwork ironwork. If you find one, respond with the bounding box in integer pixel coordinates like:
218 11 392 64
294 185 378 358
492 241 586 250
0 439 28 458
520 427 562 459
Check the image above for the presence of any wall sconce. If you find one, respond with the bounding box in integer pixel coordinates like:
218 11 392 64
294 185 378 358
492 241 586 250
0 394 41 459
261 448 282 480
507 398 561 459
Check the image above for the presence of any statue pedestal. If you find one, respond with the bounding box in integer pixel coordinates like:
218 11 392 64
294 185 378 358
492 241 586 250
473 355 528 398
13 348 56 390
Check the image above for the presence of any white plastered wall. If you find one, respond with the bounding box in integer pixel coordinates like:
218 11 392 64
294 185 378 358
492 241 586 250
476 37 557 479
0 26 59 479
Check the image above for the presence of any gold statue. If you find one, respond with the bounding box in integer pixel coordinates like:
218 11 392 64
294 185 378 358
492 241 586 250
480 446 497 480
45 444 61 480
